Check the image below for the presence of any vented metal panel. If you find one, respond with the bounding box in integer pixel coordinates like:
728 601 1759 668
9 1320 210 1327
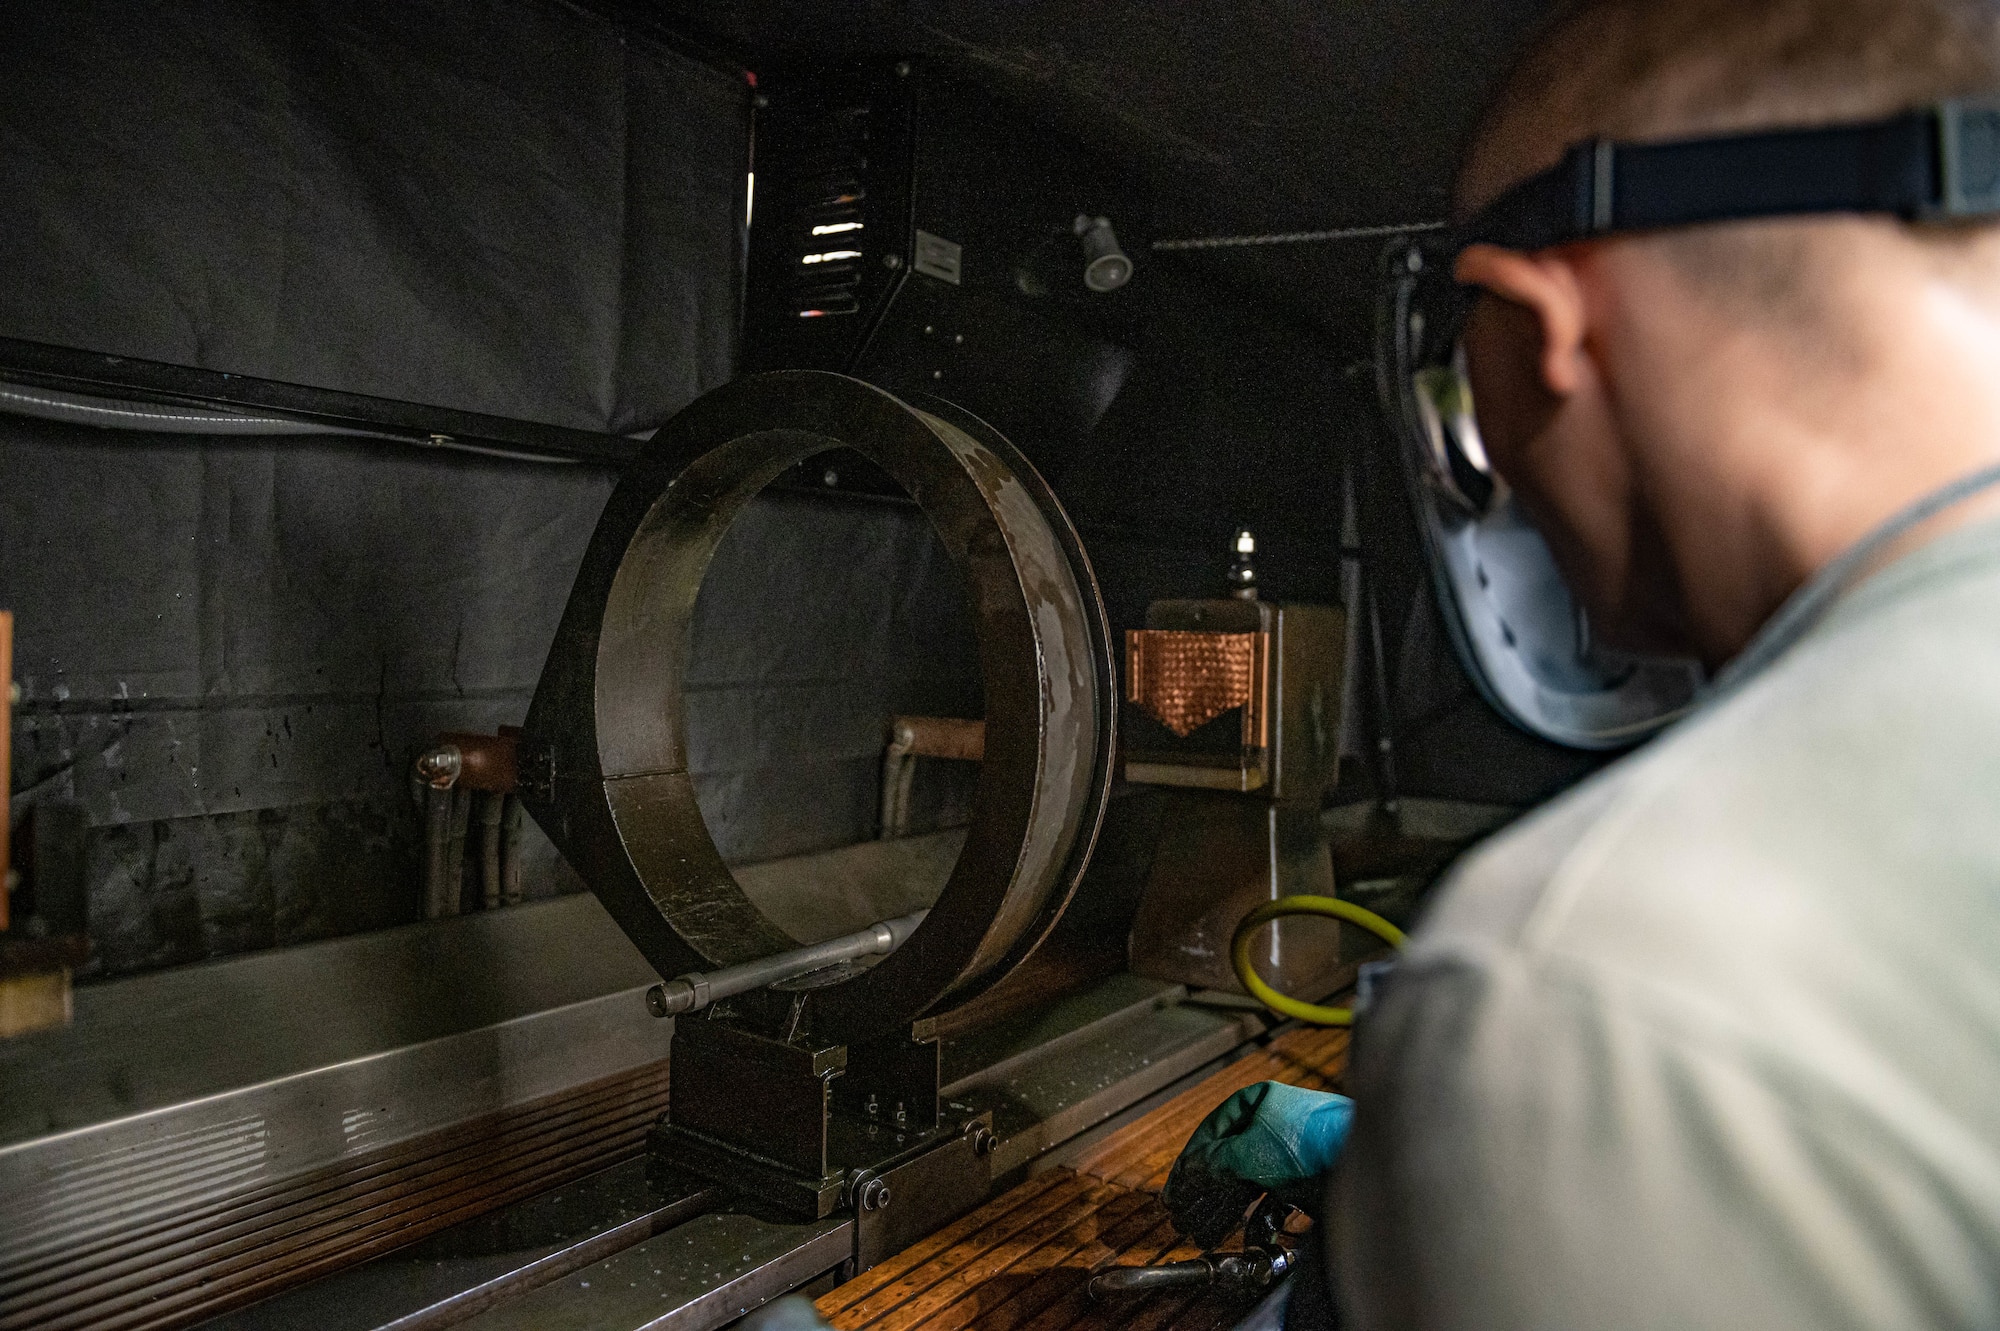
0 1064 670 1331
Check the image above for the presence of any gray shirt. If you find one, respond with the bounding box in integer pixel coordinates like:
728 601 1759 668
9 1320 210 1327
1334 517 2000 1330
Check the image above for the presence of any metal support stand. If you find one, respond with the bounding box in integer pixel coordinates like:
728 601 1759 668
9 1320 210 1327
652 1013 996 1271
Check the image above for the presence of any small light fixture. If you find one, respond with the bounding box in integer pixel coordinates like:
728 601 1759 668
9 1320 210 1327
1228 528 1258 600
1073 215 1133 292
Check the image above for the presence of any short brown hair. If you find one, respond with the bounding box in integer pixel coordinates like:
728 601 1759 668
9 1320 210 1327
1459 0 2000 215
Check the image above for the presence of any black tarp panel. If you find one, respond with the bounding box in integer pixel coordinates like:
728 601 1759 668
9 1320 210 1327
0 1 986 980
687 492 982 864
3 424 614 973
0 0 746 433
3 419 983 977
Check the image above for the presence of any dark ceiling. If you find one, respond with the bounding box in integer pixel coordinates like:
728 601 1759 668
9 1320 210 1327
642 0 1552 341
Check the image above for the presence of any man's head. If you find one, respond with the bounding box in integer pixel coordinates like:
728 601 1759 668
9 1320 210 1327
1453 0 2000 665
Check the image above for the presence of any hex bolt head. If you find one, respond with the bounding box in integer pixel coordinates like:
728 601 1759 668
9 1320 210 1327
415 745 463 789
860 1178 891 1211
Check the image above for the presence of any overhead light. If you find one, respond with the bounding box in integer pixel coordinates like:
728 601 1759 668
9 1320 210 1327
811 221 863 236
801 250 862 265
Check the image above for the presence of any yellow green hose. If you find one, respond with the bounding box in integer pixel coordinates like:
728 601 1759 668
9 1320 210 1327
1231 895 1407 1026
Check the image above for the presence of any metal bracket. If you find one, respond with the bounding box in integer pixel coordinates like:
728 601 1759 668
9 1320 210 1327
848 1114 996 1272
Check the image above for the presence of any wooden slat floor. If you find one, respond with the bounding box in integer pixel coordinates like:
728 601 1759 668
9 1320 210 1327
816 1025 1348 1331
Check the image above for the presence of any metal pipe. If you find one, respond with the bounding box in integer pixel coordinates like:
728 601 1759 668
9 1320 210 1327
422 786 452 919
444 788 471 917
479 792 504 911
1089 1261 1216 1298
646 911 929 1019
501 794 525 907
879 717 984 840
417 744 463 920
1088 1251 1285 1301
879 726 914 840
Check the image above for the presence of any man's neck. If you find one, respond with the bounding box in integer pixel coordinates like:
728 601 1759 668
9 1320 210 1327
1642 265 2000 665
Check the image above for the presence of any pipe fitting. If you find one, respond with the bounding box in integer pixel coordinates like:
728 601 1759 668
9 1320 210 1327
415 745 463 789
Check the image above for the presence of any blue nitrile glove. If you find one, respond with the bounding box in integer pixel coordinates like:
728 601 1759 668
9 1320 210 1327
1162 1081 1355 1248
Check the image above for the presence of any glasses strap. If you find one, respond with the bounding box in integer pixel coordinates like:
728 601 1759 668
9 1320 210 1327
1465 100 2000 252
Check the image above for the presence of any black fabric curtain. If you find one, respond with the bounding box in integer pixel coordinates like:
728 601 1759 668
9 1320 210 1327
0 0 748 433
0 0 765 976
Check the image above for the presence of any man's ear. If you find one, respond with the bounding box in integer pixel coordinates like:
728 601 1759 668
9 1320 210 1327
1455 244 1591 397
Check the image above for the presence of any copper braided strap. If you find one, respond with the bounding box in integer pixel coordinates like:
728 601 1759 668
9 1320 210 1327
1124 630 1266 740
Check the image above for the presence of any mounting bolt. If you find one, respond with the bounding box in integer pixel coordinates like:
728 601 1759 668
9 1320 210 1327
967 1124 996 1157
859 1178 892 1211
415 744 463 790
884 253 903 270
894 60 911 77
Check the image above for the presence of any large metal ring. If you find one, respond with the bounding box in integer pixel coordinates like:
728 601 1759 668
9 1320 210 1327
522 371 1115 1042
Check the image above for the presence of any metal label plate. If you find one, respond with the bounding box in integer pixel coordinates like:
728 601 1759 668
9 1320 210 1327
913 230 962 285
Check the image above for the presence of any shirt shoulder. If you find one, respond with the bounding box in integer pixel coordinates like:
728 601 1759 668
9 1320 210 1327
1420 522 2000 992
1334 528 2000 1330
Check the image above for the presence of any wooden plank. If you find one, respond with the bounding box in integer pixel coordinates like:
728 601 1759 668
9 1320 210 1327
1073 1028 1348 1190
824 1175 1112 1329
955 1205 1176 1331
816 1171 1075 1318
901 1189 1151 1331
1006 1217 1183 1331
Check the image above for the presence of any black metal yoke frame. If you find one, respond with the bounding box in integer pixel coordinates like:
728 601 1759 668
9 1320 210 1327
519 370 1117 1222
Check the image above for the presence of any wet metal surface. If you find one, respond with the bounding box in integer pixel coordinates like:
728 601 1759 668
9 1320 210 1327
202 1163 720 1331
452 1211 852 1331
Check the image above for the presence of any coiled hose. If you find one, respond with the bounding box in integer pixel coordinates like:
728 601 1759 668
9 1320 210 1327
1231 895 1407 1026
